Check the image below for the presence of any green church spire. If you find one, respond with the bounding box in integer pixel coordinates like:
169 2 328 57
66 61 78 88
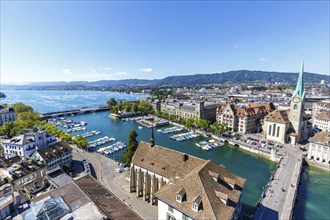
292 58 305 99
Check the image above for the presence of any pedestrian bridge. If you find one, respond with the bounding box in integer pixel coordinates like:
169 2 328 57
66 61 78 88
253 145 304 220
40 106 112 119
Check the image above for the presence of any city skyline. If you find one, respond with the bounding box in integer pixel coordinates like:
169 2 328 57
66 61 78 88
1 1 329 84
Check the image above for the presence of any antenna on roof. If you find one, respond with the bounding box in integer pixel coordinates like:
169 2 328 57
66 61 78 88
151 121 155 147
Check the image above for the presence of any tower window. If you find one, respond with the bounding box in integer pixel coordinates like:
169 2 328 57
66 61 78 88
293 104 298 110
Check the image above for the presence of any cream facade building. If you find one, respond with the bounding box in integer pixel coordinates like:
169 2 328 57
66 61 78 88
217 103 275 134
308 131 330 165
263 61 310 144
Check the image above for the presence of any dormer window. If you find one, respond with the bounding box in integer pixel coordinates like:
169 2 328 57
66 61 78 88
176 188 186 203
192 196 201 212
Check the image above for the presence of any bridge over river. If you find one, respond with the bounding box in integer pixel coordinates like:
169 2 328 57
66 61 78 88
39 106 112 119
253 144 305 220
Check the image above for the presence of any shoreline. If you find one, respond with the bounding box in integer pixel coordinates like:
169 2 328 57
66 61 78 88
305 159 330 172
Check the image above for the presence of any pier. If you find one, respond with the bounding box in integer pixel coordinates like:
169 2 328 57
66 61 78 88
253 144 304 220
40 106 112 119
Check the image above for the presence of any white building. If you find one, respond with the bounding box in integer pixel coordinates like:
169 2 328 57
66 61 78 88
308 131 330 165
313 111 330 132
33 141 72 170
312 101 330 132
263 60 310 144
129 141 245 220
2 128 56 159
0 106 16 126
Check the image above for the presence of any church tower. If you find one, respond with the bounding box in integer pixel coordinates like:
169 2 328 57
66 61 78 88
289 59 305 142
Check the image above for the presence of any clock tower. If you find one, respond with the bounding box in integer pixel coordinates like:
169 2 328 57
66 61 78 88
289 59 305 142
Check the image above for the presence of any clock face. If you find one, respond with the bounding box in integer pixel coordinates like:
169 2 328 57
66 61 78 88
293 97 300 103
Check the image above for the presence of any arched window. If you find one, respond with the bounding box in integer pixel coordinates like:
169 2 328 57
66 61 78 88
269 125 272 135
293 104 298 110
277 126 280 137
272 124 276 136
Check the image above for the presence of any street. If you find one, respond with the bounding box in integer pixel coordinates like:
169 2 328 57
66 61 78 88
72 146 158 219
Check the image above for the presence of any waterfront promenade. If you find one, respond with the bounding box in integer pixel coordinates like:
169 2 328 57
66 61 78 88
253 144 305 220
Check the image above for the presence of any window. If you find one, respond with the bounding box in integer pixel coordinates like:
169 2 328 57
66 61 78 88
192 203 199 212
176 195 182 202
277 126 280 137
272 124 276 136
269 125 271 135
293 104 298 110
168 205 173 213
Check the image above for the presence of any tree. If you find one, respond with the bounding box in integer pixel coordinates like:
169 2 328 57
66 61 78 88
72 136 88 150
132 103 139 113
107 98 118 107
185 117 195 128
11 102 33 114
210 121 228 136
197 119 210 130
121 130 139 166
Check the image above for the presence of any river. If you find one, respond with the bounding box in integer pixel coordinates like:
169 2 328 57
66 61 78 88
2 89 329 219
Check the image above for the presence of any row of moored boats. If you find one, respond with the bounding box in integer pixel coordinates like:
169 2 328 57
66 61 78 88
97 142 127 155
195 140 224 151
157 126 183 135
170 131 200 142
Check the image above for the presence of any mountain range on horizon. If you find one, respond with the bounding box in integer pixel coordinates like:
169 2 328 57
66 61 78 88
2 70 329 88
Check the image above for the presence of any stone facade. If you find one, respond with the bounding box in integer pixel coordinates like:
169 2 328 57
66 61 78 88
308 131 330 165
217 103 275 134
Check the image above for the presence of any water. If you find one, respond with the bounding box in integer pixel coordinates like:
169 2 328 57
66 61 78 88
293 165 330 220
0 89 149 113
2 89 329 218
66 111 276 217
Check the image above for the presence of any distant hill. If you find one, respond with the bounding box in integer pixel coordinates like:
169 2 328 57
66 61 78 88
4 70 328 88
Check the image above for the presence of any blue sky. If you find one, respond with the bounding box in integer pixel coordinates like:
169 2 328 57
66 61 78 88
1 1 329 83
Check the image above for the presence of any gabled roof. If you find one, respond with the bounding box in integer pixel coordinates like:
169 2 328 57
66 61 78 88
264 110 290 124
132 141 206 179
155 160 245 220
315 111 330 121
309 131 330 145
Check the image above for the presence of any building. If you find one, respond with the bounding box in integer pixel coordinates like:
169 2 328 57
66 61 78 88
0 159 48 202
161 101 178 115
0 105 16 126
263 60 310 144
19 179 106 220
151 100 161 112
2 128 57 159
312 101 330 131
129 141 245 220
313 111 330 132
175 101 218 123
308 131 330 165
0 183 17 219
33 141 72 170
217 103 275 134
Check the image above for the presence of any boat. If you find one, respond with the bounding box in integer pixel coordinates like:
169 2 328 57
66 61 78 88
138 126 143 129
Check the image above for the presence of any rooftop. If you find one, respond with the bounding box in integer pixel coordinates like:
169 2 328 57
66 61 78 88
309 131 330 145
75 175 142 220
